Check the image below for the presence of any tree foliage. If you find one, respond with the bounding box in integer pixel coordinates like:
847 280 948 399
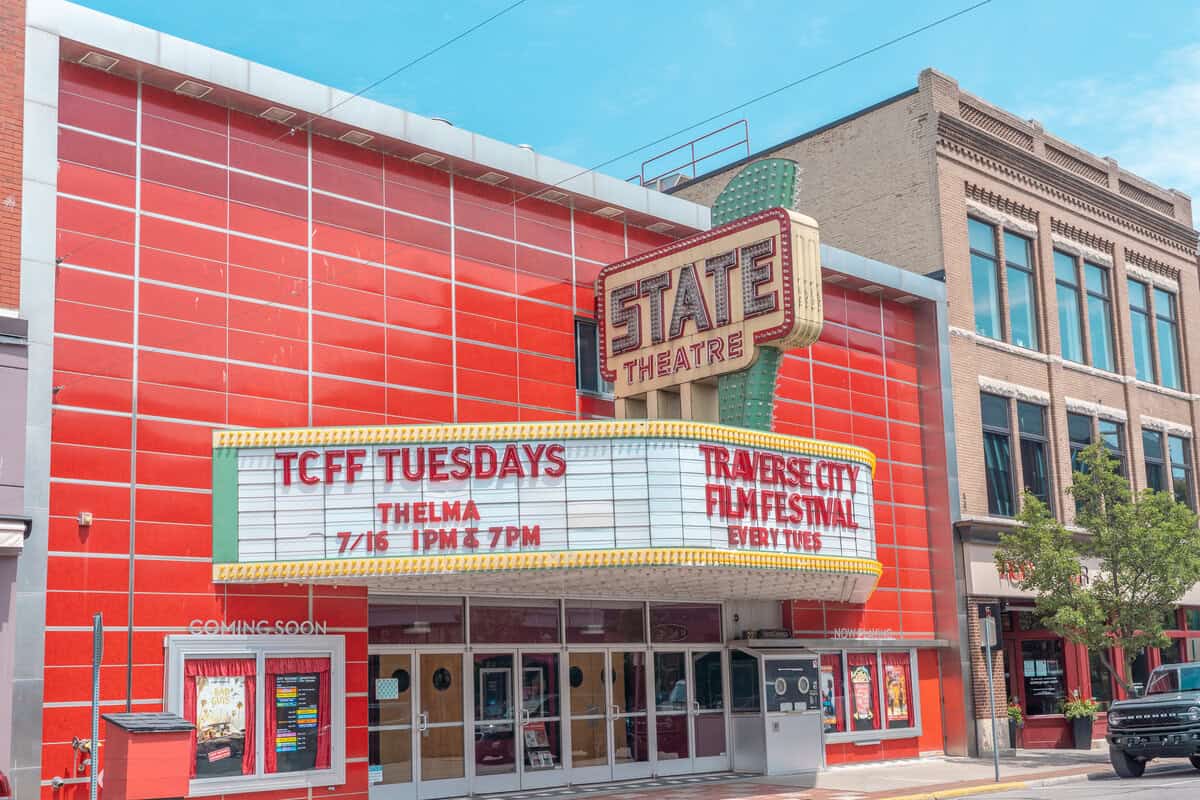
995 442 1200 693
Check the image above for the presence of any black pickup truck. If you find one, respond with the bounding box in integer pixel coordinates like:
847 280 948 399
1106 662 1200 777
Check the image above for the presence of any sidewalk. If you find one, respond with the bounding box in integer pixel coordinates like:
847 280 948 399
524 750 1115 800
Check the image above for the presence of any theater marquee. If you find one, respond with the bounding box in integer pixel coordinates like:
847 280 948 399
596 208 822 398
211 421 881 602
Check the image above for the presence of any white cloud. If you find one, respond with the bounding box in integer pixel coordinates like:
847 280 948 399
1022 44 1200 227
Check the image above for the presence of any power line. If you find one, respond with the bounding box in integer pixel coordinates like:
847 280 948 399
270 0 531 144
506 0 993 208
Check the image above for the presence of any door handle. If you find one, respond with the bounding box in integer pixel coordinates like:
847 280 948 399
418 711 429 731
692 701 700 713
610 704 620 718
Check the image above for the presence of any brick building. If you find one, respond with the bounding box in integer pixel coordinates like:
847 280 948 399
8 1 961 797
673 68 1200 751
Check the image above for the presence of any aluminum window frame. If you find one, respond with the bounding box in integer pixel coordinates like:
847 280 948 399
968 217 1005 342
981 392 1016 517
573 317 613 398
820 648 922 744
164 634 347 797
1002 230 1040 351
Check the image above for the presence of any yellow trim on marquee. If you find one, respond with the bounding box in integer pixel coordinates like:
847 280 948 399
213 548 883 582
213 419 875 474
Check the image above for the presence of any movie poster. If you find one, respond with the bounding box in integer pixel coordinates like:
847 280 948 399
884 664 910 726
195 676 246 776
850 665 875 731
820 664 840 733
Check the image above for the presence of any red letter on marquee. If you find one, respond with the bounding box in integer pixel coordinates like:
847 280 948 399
275 452 298 486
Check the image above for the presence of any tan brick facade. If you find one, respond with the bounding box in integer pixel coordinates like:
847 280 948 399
675 68 1200 753
0 0 22 310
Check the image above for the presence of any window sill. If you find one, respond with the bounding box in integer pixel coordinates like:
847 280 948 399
1060 360 1123 383
953 329 1051 363
188 768 344 797
1133 379 1193 401
825 726 922 744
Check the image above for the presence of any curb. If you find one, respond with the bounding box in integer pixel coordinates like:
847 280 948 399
872 768 1107 800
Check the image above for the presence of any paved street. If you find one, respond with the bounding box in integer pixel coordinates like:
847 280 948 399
962 763 1200 799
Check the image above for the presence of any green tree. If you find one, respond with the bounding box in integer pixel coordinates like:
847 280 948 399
995 441 1200 694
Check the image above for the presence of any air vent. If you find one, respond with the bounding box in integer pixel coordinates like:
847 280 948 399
824 275 846 285
595 206 623 219
79 51 118 71
260 106 297 124
539 189 569 204
646 222 674 234
411 152 445 167
338 130 374 146
174 79 213 99
859 285 884 295
477 172 508 186
894 294 919 305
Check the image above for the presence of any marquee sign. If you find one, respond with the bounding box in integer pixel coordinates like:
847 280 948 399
596 208 822 398
211 421 880 601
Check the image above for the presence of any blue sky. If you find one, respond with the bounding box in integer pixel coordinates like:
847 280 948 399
78 0 1200 215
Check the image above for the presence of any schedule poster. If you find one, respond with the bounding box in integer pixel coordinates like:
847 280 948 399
275 673 320 771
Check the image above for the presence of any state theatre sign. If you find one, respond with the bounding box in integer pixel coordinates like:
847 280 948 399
211 421 881 602
596 207 822 398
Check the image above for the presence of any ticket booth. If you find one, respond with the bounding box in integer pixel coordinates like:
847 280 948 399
729 648 824 775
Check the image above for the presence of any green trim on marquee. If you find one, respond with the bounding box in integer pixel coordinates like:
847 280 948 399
712 158 802 431
212 447 239 564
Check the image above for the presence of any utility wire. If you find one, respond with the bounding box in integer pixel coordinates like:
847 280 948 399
269 0 531 145
506 0 993 208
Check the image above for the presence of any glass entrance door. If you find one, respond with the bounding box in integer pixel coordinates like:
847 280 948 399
519 652 564 788
568 650 651 784
417 652 468 798
652 649 729 776
368 650 468 800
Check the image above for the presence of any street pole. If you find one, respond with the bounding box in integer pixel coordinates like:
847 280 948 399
90 613 103 800
983 615 1000 783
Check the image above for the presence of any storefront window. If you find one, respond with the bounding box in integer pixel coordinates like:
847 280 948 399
266 658 331 773
188 659 256 777
1130 649 1151 696
1020 639 1065 716
649 603 721 643
1087 649 1114 710
882 652 914 729
565 602 645 643
169 636 345 791
469 601 559 644
369 600 464 644
820 654 845 733
846 653 881 732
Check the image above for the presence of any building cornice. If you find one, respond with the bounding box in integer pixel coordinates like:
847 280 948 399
937 115 1198 257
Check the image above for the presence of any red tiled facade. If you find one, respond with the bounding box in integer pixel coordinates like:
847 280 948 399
33 45 950 795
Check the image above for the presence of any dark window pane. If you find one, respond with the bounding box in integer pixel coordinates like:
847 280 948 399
1186 609 1200 631
369 601 464 644
1056 284 1084 363
1087 295 1114 371
730 650 761 713
1131 308 1154 383
1021 639 1066 716
1088 649 1114 709
1084 263 1108 296
1099 420 1125 476
1169 435 1188 466
968 218 996 254
984 431 1015 516
1157 315 1182 390
649 603 721 643
470 602 560 644
972 253 1002 339
981 393 1010 430
1007 266 1039 349
1127 279 1148 310
1130 649 1151 696
575 319 601 393
1020 438 1050 506
1143 429 1164 460
1017 402 1045 437
1053 251 1077 285
1172 466 1191 507
1003 231 1030 267
1068 414 1093 447
565 603 645 643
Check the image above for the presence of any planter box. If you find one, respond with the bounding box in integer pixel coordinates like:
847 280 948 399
1070 717 1094 750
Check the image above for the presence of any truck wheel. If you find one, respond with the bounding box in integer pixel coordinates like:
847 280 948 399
1190 755 1200 770
1109 747 1145 778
